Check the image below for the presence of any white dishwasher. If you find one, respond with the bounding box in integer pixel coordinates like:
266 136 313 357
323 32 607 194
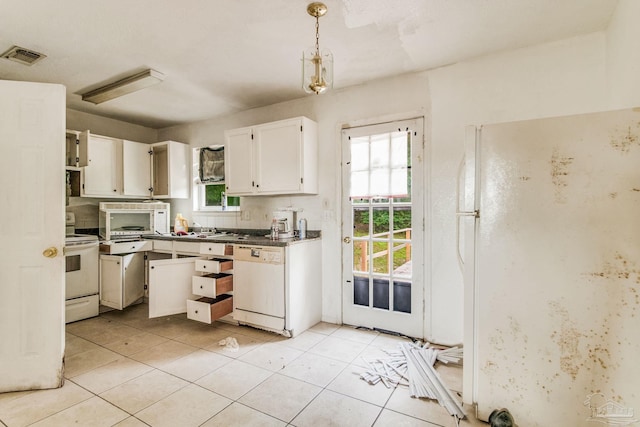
233 245 286 333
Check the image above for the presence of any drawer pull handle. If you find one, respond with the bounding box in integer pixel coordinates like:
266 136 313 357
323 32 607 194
195 310 198 314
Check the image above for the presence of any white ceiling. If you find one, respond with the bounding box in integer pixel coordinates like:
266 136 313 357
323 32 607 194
1 0 618 129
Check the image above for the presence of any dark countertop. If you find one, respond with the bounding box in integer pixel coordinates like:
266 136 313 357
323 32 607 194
143 229 321 247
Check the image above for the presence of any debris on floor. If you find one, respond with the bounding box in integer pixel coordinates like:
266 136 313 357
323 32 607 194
359 342 466 420
218 336 239 352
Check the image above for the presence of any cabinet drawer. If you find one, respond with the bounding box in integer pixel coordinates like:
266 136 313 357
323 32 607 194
187 295 233 324
192 273 233 297
200 243 233 256
195 258 233 273
153 240 173 252
174 241 202 254
101 240 152 254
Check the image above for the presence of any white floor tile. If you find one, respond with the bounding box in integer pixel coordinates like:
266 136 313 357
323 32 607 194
205 331 267 358
327 364 395 407
158 349 233 382
0 381 92 426
196 359 273 400
65 335 101 357
308 335 368 363
238 374 321 422
291 389 382 427
128 339 198 368
201 402 286 427
238 341 304 372
385 385 455 425
308 321 341 335
332 325 379 344
102 331 169 356
64 347 123 378
136 384 232 427
280 352 347 387
99 369 188 414
29 396 128 427
112 417 150 427
70 357 154 394
277 330 327 351
373 409 434 426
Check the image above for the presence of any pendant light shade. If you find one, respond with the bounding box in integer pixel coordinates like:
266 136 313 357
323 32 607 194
302 2 333 95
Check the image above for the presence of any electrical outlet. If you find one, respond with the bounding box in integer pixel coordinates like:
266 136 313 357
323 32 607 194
242 210 251 221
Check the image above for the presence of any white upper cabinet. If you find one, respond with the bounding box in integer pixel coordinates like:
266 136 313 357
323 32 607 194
122 140 151 197
224 117 318 196
224 127 254 195
151 141 190 199
79 131 190 199
80 131 122 197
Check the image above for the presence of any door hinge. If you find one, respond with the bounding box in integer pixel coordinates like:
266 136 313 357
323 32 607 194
300 125 303 132
148 150 153 155
144 284 148 290
251 133 254 140
301 177 303 184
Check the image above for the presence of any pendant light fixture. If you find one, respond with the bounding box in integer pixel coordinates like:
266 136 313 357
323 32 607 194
302 2 333 95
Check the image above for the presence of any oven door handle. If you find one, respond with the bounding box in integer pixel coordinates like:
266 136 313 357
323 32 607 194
64 242 99 254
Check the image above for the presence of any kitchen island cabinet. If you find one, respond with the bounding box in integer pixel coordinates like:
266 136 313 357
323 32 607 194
224 116 318 196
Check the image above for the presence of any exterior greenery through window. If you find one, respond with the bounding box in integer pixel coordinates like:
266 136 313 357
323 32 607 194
204 184 240 208
196 146 240 211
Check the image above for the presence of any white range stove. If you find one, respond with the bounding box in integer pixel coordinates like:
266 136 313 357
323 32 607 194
65 213 100 323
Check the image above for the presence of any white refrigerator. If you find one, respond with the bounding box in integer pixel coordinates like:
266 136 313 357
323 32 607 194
461 108 640 426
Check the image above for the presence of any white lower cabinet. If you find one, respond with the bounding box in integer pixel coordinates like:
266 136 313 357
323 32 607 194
187 295 233 324
147 255 200 318
146 241 234 320
188 247 234 324
100 252 145 310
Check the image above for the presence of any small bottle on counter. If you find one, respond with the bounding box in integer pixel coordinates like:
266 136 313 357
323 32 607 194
270 218 279 240
298 218 307 239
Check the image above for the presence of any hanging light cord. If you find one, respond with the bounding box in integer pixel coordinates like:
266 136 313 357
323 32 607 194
315 14 321 56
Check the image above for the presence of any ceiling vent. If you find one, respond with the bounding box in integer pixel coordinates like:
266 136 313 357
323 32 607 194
1 46 46 66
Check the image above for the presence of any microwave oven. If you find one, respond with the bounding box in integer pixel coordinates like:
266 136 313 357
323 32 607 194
99 202 170 240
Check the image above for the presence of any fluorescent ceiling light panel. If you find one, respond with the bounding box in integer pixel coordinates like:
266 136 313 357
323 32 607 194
82 69 164 104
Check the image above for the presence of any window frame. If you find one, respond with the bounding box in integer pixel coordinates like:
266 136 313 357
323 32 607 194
193 146 241 212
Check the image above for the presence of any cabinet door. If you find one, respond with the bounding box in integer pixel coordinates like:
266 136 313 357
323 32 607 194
122 252 145 307
100 254 124 310
82 132 122 197
123 140 151 197
224 127 255 195
148 257 199 318
151 141 190 199
255 118 303 194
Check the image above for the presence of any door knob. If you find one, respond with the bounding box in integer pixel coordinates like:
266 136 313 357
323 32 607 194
343 237 351 244
43 247 58 258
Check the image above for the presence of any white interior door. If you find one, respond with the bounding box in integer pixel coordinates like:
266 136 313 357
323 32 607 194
0 80 65 392
341 118 424 338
